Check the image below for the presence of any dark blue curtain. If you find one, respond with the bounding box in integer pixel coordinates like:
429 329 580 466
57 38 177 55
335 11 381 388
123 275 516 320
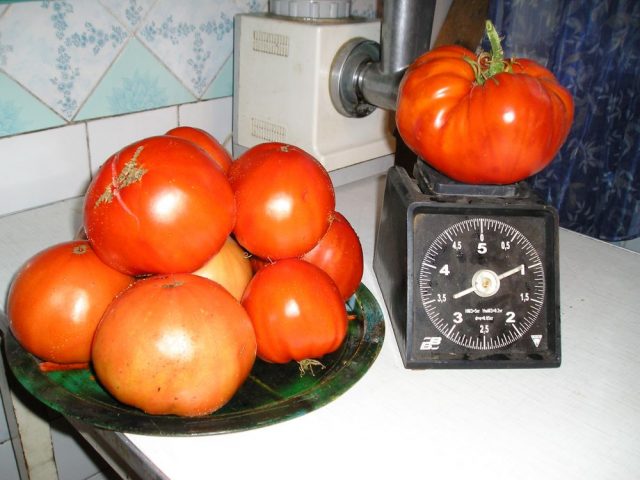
488 0 640 241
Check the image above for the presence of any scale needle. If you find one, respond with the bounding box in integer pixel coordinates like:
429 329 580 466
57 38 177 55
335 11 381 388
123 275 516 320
453 286 475 299
498 264 524 280
453 264 524 299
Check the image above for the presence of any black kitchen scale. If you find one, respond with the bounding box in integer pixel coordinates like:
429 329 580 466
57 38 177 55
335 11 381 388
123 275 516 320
373 160 561 369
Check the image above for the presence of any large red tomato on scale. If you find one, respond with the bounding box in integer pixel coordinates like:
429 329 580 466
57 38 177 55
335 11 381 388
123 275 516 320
228 143 335 260
7 241 133 364
396 21 574 185
91 273 257 417
83 136 236 275
241 259 348 364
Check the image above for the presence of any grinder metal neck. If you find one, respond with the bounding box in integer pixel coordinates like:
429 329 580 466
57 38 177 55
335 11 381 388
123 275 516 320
330 0 435 116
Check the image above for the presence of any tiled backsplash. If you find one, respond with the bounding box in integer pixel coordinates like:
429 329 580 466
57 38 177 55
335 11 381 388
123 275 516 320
0 0 378 217
0 0 255 134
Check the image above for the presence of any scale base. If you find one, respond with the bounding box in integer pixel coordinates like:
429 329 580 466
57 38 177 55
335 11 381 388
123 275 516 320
373 163 561 369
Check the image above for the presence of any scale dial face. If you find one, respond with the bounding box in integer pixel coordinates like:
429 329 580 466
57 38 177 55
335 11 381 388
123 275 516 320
406 206 560 367
418 217 544 350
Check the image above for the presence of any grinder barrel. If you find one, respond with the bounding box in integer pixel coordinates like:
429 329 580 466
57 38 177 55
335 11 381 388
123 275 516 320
330 0 435 115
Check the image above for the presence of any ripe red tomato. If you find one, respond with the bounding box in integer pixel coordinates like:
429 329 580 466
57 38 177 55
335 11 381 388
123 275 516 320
241 259 348 364
83 136 236 275
165 126 232 174
7 241 133 364
302 212 363 300
228 143 335 259
91 273 257 416
396 22 574 185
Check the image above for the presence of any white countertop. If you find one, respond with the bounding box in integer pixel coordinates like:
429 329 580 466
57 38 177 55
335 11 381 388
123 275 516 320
2 173 640 480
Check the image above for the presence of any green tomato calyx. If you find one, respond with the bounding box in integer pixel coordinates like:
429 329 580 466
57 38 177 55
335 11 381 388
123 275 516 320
464 20 513 86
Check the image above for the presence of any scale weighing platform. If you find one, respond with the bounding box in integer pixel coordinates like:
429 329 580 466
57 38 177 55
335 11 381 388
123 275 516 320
373 161 561 369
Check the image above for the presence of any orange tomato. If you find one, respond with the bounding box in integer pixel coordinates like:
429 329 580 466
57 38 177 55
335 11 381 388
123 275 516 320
7 241 133 363
91 273 256 416
193 236 253 301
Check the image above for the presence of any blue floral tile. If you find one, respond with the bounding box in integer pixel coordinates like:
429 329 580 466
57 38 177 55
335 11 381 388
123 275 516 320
0 1 129 121
0 31 11 66
137 0 241 98
233 0 268 13
75 38 195 120
0 0 320 140
99 0 156 30
0 72 65 136
203 54 233 99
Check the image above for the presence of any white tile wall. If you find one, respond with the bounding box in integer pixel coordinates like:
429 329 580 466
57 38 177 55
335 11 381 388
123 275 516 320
0 440 20 479
50 417 116 480
86 106 179 174
0 125 90 217
0 99 234 218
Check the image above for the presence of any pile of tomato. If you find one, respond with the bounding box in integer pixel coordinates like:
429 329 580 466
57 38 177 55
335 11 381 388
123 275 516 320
6 128 363 417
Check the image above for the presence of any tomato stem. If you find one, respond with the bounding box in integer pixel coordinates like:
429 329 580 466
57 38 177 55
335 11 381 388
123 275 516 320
485 20 506 77
298 358 325 377
72 244 89 255
465 20 510 86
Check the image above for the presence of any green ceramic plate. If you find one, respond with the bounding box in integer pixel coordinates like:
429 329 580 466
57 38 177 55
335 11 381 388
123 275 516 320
2 283 384 436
